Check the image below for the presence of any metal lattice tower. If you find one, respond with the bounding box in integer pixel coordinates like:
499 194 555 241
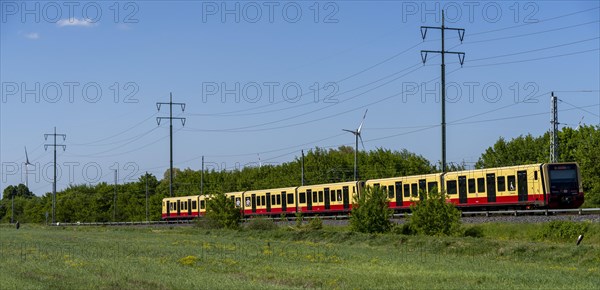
420 10 465 174
156 93 186 197
44 127 66 224
550 92 559 162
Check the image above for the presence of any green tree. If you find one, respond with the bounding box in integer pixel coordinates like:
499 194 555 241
205 192 241 229
2 184 34 200
408 189 462 236
350 186 392 234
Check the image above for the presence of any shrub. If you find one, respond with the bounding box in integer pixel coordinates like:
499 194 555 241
295 211 303 227
246 216 277 231
204 193 241 229
408 189 462 236
350 186 393 234
307 216 323 230
538 220 589 241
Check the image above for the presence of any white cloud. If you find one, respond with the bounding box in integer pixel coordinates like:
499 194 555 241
24 32 40 40
57 18 97 27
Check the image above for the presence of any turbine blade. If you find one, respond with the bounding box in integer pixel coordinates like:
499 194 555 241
359 134 366 151
357 109 368 133
342 129 356 134
24 146 30 164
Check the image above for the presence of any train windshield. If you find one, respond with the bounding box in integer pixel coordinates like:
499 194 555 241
548 164 579 193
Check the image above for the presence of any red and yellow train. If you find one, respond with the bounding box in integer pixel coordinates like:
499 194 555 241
162 162 584 219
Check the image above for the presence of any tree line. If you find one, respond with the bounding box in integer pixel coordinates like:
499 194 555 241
1 125 598 223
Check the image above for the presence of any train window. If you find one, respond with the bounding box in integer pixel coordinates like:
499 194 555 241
319 191 324 203
404 184 410 197
446 180 457 195
276 194 281 205
261 196 266 206
200 200 205 209
299 192 306 204
313 191 318 203
388 186 394 198
287 193 294 204
534 171 538 180
271 195 276 205
192 201 197 210
411 184 418 197
497 176 506 192
507 176 516 191
235 198 241 208
330 190 336 202
428 182 438 193
477 178 485 193
337 190 342 201
256 197 261 206
373 183 380 188
468 179 476 193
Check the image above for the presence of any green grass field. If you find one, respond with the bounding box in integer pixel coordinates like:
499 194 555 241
1 222 598 289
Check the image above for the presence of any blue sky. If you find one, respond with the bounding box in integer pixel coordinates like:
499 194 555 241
1 1 599 197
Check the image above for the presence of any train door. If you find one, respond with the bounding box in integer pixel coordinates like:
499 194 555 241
486 173 496 202
419 179 426 201
458 176 467 204
281 192 287 212
166 201 170 217
176 200 181 216
517 170 528 201
395 182 403 207
251 194 257 213
188 199 192 216
343 186 350 209
306 189 313 211
266 192 271 212
324 188 331 210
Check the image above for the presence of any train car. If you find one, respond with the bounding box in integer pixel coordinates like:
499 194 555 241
296 181 360 214
365 173 442 210
226 191 245 212
542 162 584 208
239 187 298 216
443 162 583 209
162 195 204 219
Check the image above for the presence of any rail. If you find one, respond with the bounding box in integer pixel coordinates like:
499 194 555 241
45 208 600 226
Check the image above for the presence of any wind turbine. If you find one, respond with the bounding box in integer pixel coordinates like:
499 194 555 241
576 116 584 130
24 146 33 188
343 109 368 181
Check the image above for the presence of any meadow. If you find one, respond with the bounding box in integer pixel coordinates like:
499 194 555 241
0 222 598 289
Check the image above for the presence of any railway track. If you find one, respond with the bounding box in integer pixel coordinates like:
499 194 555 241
46 208 600 227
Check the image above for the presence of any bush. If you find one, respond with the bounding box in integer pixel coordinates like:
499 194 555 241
538 220 589 242
246 216 277 231
204 193 241 229
307 216 323 231
350 186 392 234
408 189 462 236
295 211 303 227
